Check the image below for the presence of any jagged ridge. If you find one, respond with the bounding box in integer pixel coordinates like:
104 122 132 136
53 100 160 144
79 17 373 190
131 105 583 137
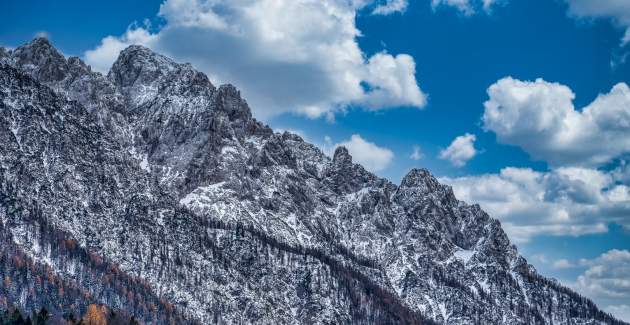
0 38 625 324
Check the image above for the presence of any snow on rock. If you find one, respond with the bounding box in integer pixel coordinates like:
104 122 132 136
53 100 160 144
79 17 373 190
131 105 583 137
454 249 475 265
0 38 625 325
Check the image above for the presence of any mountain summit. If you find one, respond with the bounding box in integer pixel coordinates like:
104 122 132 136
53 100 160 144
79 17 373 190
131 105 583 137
0 39 625 324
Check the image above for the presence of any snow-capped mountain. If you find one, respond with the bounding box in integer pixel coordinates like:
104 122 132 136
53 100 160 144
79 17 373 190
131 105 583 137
0 38 625 324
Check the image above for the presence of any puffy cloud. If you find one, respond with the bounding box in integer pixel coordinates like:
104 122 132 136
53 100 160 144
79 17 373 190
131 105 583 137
83 0 427 120
410 145 423 160
372 0 408 15
440 167 630 243
565 0 630 46
324 134 394 172
431 0 503 15
483 77 630 167
439 133 477 167
558 250 630 322
576 250 630 301
404 4 630 317
360 53 427 109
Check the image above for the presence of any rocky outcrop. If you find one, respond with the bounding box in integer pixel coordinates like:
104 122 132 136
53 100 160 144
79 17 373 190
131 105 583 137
0 38 625 324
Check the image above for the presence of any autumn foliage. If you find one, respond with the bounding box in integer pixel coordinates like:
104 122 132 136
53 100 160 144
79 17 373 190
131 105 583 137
83 304 107 325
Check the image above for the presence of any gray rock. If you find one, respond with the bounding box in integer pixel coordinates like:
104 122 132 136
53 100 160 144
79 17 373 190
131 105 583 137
0 38 625 325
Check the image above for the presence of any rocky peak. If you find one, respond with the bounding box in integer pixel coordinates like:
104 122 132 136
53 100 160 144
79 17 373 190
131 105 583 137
332 146 352 165
2 38 625 325
214 84 252 121
9 37 69 83
108 45 176 90
2 38 123 116
0 47 10 61
67 56 91 74
400 168 441 192
395 168 458 211
108 45 216 112
323 146 381 194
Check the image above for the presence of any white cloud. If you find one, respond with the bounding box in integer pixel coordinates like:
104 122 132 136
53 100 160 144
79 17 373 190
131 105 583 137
577 249 630 300
605 305 630 323
562 249 630 322
372 0 408 15
360 52 427 109
552 259 574 269
410 145 423 160
324 134 394 172
440 167 630 243
565 0 630 46
483 77 630 167
83 0 427 121
439 133 477 167
431 0 503 15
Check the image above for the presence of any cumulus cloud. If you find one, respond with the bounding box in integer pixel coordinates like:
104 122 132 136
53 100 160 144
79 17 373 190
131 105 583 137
565 0 630 46
482 77 630 167
576 250 630 300
83 0 427 120
439 133 477 167
440 167 630 243
324 134 394 172
476 77 630 243
431 0 503 15
410 145 424 160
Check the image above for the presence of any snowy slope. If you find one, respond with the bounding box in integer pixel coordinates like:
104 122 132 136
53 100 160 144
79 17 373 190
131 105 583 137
0 38 625 324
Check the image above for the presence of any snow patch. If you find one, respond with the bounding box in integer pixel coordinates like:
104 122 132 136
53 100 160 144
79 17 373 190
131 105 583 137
454 249 475 264
140 154 150 172
221 146 239 155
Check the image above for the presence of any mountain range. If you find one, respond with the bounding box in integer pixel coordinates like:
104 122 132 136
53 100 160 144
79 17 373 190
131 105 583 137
0 38 625 324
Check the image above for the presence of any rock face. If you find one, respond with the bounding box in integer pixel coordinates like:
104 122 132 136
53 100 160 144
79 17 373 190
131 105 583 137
0 38 625 324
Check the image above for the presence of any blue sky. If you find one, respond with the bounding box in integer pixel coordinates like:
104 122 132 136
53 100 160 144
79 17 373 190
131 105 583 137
2 0 630 320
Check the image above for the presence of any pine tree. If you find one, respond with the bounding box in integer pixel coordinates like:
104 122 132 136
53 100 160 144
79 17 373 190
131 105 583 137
83 304 107 325
33 308 49 325
8 308 25 325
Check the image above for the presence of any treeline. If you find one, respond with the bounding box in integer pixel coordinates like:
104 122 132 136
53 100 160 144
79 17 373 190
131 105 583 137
0 190 196 325
191 212 436 325
520 269 626 325
3 180 623 324
0 304 140 325
1 185 431 325
429 262 627 324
